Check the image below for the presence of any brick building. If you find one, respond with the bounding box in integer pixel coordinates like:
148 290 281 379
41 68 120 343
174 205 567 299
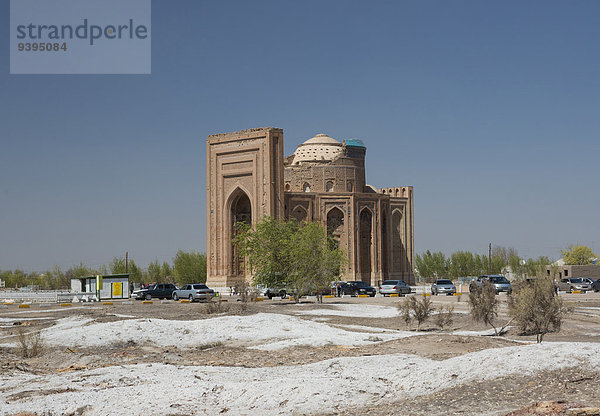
547 264 600 280
206 128 414 289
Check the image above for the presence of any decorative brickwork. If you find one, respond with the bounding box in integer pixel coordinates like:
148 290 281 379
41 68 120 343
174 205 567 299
206 129 414 287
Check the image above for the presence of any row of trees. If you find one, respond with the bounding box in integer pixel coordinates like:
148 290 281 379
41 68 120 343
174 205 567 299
415 250 505 282
416 244 597 283
235 217 345 303
0 250 207 290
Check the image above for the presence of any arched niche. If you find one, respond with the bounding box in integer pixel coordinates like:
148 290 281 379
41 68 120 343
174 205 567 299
359 208 373 281
291 205 308 222
326 207 344 242
229 190 252 277
392 208 405 272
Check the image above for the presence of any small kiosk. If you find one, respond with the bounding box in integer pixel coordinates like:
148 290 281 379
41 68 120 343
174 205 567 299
70 274 130 300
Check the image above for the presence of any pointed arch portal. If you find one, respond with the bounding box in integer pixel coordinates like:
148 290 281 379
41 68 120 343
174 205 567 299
327 207 344 247
359 208 372 281
230 191 251 277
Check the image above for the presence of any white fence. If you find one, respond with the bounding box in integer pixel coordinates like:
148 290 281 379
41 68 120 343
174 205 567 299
0 290 97 303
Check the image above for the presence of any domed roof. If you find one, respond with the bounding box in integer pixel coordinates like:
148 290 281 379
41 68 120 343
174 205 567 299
292 134 344 165
302 133 342 146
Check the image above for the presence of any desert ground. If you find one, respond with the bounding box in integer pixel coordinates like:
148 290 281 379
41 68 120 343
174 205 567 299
1 292 599 416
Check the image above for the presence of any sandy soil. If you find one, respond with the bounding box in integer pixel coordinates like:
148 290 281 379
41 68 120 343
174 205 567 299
1 292 599 415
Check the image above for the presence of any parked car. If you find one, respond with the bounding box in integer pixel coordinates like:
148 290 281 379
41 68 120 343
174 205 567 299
378 280 411 296
556 278 591 293
431 279 456 296
340 281 376 297
581 277 596 286
172 284 215 302
259 286 288 299
592 279 600 292
132 283 178 300
469 275 512 295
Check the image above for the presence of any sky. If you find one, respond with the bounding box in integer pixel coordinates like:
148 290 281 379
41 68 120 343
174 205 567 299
1 0 599 272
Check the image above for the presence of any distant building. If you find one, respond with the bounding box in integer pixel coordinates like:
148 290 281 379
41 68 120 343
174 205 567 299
206 128 415 289
546 259 600 280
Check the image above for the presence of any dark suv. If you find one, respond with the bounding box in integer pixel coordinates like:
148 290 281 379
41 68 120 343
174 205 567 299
340 281 376 297
263 288 288 299
133 283 178 300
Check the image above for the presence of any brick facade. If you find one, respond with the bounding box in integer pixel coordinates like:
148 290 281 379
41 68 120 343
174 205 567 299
206 129 415 288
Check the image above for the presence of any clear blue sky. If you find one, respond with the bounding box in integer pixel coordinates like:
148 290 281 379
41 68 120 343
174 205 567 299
1 1 599 271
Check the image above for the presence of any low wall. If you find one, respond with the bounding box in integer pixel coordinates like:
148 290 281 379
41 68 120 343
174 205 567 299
0 291 97 303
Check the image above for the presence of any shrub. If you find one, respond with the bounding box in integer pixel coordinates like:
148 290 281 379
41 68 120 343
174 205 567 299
434 304 455 330
16 327 43 358
508 277 570 343
204 297 229 314
236 280 258 303
398 294 434 330
468 282 499 335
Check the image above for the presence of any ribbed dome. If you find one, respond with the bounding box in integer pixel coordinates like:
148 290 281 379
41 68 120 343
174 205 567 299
292 134 344 165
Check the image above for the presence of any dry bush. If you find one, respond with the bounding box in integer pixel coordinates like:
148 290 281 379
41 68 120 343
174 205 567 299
204 297 229 314
468 282 499 335
16 327 44 358
236 280 258 303
398 294 434 330
508 277 570 343
434 304 455 330
451 336 470 344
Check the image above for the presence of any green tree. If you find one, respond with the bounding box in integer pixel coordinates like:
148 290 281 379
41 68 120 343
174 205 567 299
474 253 504 275
161 262 173 280
449 251 476 279
236 217 346 303
1 269 28 288
524 256 552 279
147 259 162 281
43 265 69 289
415 250 448 283
561 245 597 265
509 255 524 280
109 257 126 274
492 245 519 266
234 217 298 289
288 221 346 303
65 262 95 279
173 250 207 285
109 256 142 282
145 259 174 284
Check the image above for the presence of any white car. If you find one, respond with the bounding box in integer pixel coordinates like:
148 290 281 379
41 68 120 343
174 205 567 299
431 279 456 296
378 280 411 296
172 284 215 302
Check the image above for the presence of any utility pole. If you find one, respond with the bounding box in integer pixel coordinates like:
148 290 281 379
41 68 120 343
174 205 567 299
488 243 492 274
125 251 129 274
